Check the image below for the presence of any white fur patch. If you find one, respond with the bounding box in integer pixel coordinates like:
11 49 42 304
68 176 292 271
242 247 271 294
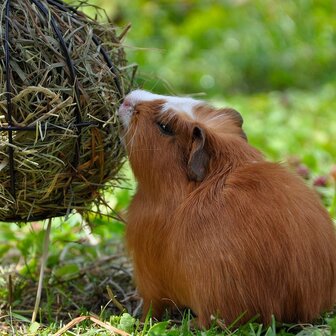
123 89 203 119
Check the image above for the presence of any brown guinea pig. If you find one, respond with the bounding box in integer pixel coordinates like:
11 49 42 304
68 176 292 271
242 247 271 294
118 89 336 328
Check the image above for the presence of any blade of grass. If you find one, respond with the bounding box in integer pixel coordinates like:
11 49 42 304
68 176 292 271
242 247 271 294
31 217 52 323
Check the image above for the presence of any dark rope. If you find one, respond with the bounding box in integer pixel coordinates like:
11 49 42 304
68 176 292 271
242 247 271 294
4 0 16 199
0 121 99 132
92 34 124 101
46 0 124 100
30 0 83 170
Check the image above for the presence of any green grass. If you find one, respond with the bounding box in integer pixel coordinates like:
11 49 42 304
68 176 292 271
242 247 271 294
0 86 336 335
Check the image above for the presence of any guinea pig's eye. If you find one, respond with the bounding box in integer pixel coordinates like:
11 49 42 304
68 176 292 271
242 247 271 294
157 122 174 136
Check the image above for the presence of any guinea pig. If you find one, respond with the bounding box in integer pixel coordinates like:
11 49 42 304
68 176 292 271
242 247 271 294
118 89 336 328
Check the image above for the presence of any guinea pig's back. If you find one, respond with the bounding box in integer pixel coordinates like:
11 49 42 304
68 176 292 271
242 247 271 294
221 161 336 322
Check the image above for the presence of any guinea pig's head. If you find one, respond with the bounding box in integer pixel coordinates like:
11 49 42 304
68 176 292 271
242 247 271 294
118 90 247 188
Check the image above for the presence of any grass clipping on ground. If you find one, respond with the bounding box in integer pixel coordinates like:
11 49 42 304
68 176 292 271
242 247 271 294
0 0 133 222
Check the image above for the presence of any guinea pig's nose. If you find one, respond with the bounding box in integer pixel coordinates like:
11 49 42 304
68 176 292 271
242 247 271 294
121 98 132 109
118 98 134 128
119 98 132 113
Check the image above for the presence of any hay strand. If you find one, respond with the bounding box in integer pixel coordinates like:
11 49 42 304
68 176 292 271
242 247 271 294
53 315 131 336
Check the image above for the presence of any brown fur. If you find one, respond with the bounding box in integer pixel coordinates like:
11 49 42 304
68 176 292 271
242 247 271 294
122 98 336 327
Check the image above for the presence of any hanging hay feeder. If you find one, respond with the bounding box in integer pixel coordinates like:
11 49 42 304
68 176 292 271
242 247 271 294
0 0 134 222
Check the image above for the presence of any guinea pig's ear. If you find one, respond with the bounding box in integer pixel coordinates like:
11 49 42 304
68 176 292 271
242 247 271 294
187 126 210 182
222 108 248 140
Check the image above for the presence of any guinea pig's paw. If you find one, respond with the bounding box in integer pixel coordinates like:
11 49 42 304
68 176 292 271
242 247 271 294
190 315 229 331
188 315 212 330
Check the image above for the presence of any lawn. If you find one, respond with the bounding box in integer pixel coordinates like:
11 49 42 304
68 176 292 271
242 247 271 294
1 0 336 335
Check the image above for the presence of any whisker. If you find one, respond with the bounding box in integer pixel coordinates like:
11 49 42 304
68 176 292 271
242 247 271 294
205 114 225 124
129 127 138 158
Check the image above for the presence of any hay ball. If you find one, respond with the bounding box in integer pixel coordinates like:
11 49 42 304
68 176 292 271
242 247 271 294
0 0 133 222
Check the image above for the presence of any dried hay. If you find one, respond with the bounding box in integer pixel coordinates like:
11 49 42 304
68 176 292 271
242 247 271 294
0 0 134 221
